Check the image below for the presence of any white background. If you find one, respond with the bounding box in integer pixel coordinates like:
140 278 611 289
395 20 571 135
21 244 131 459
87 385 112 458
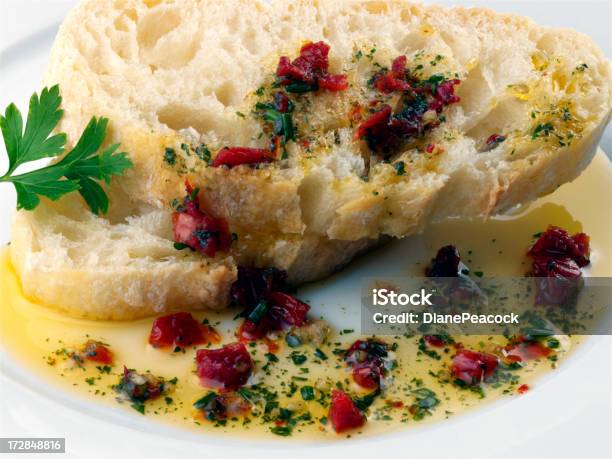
0 2 611 459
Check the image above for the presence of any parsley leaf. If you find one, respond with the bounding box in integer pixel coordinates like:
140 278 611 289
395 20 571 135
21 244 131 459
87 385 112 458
0 86 133 213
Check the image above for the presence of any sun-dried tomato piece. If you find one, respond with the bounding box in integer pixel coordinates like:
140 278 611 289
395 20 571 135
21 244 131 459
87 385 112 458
353 105 392 141
149 312 219 348
434 79 461 106
230 266 289 310
237 291 310 342
504 341 551 362
172 182 232 257
276 41 348 92
344 339 390 389
82 340 113 364
527 226 590 305
528 226 590 268
425 245 464 277
318 73 349 91
195 343 253 390
265 291 310 327
329 389 365 433
423 335 446 347
211 147 274 168
450 349 499 385
372 55 412 94
352 362 383 389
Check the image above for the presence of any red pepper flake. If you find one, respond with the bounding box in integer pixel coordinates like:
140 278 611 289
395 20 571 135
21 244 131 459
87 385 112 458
82 340 113 364
195 342 253 390
426 143 435 153
172 181 232 257
211 147 274 168
264 339 280 354
276 41 348 92
517 384 530 394
148 312 219 349
329 389 365 433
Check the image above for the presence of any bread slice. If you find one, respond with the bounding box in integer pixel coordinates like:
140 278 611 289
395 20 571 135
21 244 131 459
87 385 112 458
12 0 610 319
10 197 236 320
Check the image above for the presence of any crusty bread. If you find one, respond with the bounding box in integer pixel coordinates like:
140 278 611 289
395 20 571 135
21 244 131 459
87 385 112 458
11 0 611 319
9 197 382 319
10 196 236 320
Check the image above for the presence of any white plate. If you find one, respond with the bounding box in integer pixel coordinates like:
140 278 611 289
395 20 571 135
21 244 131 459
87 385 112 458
1 2 611 458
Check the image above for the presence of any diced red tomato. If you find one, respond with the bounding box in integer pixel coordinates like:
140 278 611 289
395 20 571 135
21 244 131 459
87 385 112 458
195 343 253 390
149 312 219 348
211 147 274 168
329 389 365 433
82 340 113 364
451 349 499 385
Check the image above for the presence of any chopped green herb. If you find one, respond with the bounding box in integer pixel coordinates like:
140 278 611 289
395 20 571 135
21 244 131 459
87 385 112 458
131 403 145 414
314 348 328 360
300 386 315 401
285 334 302 348
164 147 176 165
270 425 292 436
532 122 554 140
290 352 307 365
394 161 406 176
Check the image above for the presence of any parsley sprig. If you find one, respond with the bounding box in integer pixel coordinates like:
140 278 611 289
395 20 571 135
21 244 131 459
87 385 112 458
0 85 133 213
